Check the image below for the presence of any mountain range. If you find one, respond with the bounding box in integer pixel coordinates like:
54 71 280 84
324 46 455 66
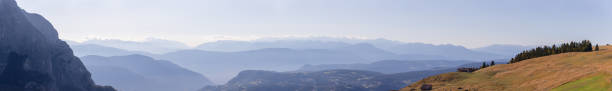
201 69 408 91
473 44 532 57
70 44 151 57
195 38 509 60
296 60 472 74
153 44 469 84
81 55 213 91
67 39 527 84
69 37 529 58
200 61 504 91
68 38 190 54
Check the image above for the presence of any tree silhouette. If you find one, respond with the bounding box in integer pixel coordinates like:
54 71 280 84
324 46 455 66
595 44 600 51
510 40 593 63
480 62 489 69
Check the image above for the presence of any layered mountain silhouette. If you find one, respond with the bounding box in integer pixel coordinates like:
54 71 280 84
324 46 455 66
473 44 531 57
71 38 190 54
195 40 355 52
73 42 506 84
0 0 114 90
70 37 517 60
66 37 524 84
70 44 151 57
201 61 507 91
297 60 472 74
154 45 458 84
200 69 454 91
196 39 507 60
81 55 214 91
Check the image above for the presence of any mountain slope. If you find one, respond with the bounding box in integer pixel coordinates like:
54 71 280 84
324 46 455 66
0 0 114 90
82 55 214 91
401 46 612 91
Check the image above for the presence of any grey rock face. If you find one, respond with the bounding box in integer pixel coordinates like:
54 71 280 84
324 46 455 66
0 0 115 90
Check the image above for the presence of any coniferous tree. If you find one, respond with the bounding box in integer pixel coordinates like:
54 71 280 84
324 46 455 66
481 62 487 69
596 44 600 51
584 40 593 52
490 61 495 66
510 40 593 63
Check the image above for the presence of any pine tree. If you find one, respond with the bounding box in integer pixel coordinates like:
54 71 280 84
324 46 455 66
596 44 600 51
481 62 487 69
490 61 495 66
585 40 593 52
509 40 594 64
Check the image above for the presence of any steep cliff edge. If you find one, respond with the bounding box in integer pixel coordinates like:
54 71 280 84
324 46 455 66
0 0 115 90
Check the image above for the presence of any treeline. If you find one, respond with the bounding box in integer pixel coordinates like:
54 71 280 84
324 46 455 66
509 40 595 64
457 61 495 72
480 61 495 69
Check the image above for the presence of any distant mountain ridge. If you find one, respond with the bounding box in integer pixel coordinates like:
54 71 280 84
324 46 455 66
154 45 476 84
82 55 213 91
66 38 524 84
297 60 472 74
69 37 523 58
201 70 392 91
473 44 531 57
155 48 371 84
202 60 509 91
70 38 190 54
70 44 151 57
200 69 455 91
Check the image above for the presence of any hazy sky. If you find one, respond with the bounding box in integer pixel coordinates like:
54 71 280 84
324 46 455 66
15 0 612 48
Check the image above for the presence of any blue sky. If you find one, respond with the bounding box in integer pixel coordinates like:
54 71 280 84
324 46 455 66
15 0 612 48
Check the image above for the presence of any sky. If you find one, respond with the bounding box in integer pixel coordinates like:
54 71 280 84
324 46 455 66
14 0 612 48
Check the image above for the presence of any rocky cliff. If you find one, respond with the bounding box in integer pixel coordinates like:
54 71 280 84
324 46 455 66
0 0 115 90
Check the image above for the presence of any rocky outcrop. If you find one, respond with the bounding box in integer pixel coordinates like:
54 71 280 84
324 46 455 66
0 0 115 90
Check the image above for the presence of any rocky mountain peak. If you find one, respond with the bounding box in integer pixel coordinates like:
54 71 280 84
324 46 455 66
0 0 116 90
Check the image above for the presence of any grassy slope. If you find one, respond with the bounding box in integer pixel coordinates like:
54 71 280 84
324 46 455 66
552 73 611 91
401 46 612 91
